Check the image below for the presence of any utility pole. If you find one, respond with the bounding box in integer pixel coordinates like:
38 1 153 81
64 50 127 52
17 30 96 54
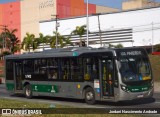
86 0 89 47
97 14 102 47
152 22 154 53
91 13 102 46
51 15 59 49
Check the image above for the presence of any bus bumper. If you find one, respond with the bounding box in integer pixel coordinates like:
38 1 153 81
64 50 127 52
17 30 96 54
116 88 154 101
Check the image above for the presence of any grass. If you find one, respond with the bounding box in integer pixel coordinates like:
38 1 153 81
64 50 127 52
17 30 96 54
149 55 160 82
0 98 144 117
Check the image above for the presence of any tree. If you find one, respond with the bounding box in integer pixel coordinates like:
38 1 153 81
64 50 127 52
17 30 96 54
1 28 20 54
154 44 160 52
49 32 72 48
71 25 86 47
114 44 123 48
37 33 50 51
22 33 37 52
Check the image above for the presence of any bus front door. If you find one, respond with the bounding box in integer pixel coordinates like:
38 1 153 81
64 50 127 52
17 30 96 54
14 61 23 91
101 58 114 97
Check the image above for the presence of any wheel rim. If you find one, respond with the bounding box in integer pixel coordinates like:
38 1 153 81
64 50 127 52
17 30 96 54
86 91 93 101
26 88 31 96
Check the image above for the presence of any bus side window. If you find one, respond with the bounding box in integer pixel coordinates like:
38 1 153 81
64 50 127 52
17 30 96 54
47 58 59 80
83 58 99 80
92 58 99 79
40 59 47 74
24 60 34 74
60 58 70 80
6 60 13 80
84 58 92 80
78 58 83 80
34 59 40 74
70 58 79 80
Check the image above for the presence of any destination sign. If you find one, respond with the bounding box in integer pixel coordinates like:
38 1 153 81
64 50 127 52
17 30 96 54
120 51 142 56
116 48 146 57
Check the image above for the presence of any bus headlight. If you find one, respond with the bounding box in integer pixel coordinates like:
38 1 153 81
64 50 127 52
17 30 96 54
121 85 129 92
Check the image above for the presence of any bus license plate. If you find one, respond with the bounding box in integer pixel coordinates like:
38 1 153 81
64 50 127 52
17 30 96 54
137 94 144 98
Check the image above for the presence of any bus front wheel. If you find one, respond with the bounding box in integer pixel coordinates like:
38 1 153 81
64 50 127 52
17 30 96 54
84 87 95 105
24 84 32 99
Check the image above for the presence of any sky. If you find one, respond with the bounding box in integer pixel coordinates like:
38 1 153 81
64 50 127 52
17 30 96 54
1 0 160 9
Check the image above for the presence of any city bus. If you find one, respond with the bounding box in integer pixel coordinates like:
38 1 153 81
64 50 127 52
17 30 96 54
5 47 154 104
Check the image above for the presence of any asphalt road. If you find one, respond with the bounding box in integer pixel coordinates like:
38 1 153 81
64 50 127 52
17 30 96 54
0 84 160 109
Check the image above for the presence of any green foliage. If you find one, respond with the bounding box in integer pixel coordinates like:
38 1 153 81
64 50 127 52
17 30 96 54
0 28 20 54
109 43 123 48
49 32 72 48
114 44 123 48
71 25 86 46
22 33 37 52
1 51 11 57
154 44 160 52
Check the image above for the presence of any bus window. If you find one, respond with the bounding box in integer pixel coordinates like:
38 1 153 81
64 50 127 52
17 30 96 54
83 58 95 80
83 57 99 80
47 58 59 80
39 59 47 74
34 59 40 74
23 60 34 74
60 58 70 80
92 58 99 79
70 58 79 80
77 58 83 80
6 60 13 80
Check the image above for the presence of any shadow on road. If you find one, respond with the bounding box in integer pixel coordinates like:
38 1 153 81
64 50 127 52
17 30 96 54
11 94 155 107
96 98 156 106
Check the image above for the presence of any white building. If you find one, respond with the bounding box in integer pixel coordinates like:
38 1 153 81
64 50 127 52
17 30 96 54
40 7 160 47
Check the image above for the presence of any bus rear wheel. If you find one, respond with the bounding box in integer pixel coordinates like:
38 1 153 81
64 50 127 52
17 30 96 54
24 84 32 99
84 87 96 105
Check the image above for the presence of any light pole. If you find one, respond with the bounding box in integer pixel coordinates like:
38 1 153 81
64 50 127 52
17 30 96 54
92 13 102 46
86 0 89 47
151 22 154 53
97 14 102 46
51 15 59 49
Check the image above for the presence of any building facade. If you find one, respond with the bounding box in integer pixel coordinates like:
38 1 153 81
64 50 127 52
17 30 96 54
40 7 160 48
122 0 160 10
0 0 118 44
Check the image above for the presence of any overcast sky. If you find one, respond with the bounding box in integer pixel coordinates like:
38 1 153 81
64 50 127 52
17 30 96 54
1 0 160 9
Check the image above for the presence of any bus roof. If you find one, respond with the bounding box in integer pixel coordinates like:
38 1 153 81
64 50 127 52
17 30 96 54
5 47 146 60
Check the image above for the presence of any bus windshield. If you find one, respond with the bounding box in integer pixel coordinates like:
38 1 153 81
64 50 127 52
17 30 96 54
119 57 151 83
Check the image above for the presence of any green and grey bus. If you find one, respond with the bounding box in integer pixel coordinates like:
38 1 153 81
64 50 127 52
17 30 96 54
5 47 153 104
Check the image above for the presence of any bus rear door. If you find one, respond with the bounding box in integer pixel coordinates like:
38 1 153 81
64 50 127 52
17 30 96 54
100 57 114 98
14 61 23 91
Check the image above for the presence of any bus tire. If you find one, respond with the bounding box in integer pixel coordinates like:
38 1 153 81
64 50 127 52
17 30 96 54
24 84 32 99
84 87 96 105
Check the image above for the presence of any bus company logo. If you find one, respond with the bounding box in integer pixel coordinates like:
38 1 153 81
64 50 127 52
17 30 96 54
1 109 42 116
1 109 12 116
